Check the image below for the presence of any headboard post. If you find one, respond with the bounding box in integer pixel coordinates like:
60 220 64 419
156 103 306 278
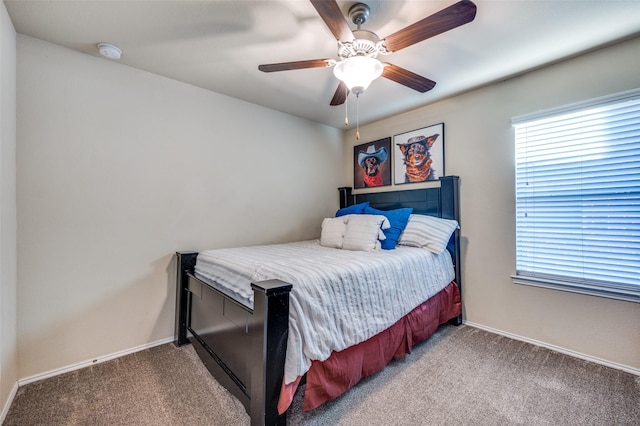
338 187 353 209
439 176 462 325
438 176 460 223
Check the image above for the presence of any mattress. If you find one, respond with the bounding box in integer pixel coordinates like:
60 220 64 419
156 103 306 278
194 239 455 384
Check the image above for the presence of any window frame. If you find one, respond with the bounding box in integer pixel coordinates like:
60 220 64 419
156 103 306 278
511 88 640 304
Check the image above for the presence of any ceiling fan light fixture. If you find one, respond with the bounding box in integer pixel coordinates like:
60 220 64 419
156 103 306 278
333 56 383 96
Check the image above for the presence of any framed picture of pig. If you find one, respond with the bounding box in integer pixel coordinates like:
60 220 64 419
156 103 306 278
353 137 392 189
393 123 444 184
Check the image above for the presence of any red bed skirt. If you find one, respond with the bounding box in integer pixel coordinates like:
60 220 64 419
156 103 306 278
277 281 461 414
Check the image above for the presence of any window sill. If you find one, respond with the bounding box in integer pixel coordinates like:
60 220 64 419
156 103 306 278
511 274 640 304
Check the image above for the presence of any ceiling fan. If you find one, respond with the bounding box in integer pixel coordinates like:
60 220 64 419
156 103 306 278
258 0 477 106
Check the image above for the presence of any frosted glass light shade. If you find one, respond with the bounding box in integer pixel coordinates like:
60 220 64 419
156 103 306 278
333 56 383 96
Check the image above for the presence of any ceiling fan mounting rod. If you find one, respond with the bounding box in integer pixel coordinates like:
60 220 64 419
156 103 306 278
349 3 370 28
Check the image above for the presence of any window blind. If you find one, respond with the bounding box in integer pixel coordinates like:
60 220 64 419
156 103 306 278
513 91 640 302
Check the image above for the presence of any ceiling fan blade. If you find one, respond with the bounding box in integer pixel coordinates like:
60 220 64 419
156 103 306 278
382 64 436 93
258 59 335 72
382 0 477 52
330 81 349 106
310 0 355 42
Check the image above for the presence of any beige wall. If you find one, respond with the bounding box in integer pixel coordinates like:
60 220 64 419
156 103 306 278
0 0 18 419
344 36 640 371
16 35 343 379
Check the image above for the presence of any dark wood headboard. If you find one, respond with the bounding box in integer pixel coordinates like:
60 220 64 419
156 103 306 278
338 176 461 304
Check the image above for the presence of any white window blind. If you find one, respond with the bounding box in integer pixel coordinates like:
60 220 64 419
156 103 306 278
513 90 640 303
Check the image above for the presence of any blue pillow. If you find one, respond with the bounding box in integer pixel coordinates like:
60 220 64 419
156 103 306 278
336 202 370 217
364 206 413 250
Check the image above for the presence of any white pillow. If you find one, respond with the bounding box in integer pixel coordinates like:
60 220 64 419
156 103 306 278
342 215 390 252
398 214 459 253
320 217 348 248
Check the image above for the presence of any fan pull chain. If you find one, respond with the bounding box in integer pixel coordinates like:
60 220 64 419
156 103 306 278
344 88 349 126
355 94 360 140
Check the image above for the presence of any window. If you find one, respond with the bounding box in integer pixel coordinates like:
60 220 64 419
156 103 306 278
512 89 640 303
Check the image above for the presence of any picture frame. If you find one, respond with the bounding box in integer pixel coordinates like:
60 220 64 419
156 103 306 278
353 137 392 189
393 123 444 184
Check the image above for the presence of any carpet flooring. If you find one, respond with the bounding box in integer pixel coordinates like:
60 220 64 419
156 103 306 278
4 325 639 425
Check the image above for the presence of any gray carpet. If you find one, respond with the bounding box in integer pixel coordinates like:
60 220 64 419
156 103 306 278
5 325 639 425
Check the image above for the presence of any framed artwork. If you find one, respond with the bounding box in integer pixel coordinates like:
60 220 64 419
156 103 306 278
393 123 444 184
353 137 392 189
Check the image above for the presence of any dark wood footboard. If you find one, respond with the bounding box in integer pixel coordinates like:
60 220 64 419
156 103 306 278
174 252 292 426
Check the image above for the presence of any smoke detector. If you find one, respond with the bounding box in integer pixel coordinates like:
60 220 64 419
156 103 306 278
97 43 122 60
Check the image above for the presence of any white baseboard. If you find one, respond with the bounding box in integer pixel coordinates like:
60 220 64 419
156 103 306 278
0 381 19 424
17 336 174 387
464 321 640 376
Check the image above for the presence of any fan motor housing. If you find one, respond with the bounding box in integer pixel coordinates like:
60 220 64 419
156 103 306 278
338 29 380 59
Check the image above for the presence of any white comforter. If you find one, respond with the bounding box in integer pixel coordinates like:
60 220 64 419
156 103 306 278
195 239 454 384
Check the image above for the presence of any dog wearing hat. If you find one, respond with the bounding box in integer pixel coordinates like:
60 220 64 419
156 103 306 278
357 144 388 187
397 134 439 183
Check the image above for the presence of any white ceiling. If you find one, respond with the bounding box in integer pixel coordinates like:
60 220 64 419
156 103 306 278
5 0 640 130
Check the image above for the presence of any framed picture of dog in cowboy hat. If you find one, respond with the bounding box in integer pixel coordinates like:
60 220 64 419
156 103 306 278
393 123 444 185
353 137 392 189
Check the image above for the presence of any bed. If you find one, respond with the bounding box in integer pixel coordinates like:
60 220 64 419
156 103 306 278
175 176 462 426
